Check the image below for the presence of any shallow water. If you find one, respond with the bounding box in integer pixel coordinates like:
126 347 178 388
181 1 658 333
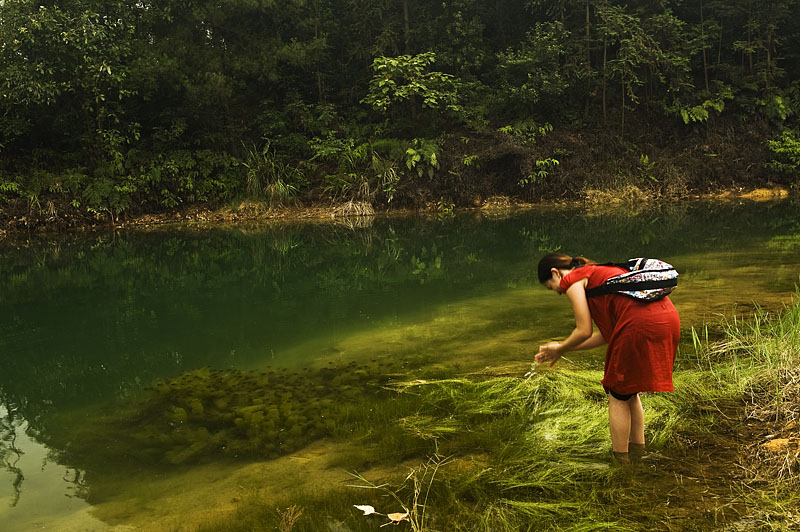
1 200 799 530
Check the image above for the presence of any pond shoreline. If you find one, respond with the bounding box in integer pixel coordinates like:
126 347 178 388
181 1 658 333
0 186 793 236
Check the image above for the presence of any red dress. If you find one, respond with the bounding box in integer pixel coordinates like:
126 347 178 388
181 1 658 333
560 265 680 394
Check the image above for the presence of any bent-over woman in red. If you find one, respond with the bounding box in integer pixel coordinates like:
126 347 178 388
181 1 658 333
534 253 680 464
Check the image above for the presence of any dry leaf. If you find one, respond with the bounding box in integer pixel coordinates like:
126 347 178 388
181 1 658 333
354 504 377 516
385 512 409 524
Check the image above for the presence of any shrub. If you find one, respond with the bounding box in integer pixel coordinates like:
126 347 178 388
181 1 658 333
766 128 800 180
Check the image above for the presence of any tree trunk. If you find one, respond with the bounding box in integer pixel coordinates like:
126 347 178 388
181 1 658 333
620 74 625 139
403 0 410 54
747 1 753 71
496 0 506 48
585 1 591 70
314 7 325 103
602 36 607 125
766 20 773 91
700 0 709 92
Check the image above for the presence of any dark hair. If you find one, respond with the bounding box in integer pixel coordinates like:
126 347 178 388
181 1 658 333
537 253 596 284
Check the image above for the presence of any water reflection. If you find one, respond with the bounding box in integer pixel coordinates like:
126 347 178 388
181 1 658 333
0 403 24 508
0 404 106 531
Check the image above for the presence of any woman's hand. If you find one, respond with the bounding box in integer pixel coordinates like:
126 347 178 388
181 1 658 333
535 342 563 367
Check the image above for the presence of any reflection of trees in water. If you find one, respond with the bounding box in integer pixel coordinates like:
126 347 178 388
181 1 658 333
0 397 24 507
0 394 91 508
61 466 89 501
2 202 797 306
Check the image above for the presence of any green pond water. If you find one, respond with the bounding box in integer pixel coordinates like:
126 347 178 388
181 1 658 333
1 200 799 530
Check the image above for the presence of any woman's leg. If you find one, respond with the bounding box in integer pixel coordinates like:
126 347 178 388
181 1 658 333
608 394 632 453
628 394 645 446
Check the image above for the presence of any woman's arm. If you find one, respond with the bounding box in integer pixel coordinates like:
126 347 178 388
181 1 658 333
535 279 595 366
574 330 607 350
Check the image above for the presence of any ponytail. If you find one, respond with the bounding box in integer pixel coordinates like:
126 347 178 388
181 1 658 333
537 253 596 284
569 256 594 269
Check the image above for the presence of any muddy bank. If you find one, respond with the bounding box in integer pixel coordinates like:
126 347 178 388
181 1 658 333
0 186 794 237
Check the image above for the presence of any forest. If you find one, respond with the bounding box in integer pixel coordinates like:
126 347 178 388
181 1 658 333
1 0 800 225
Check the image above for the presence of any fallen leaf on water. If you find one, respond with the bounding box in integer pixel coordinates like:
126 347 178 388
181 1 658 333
354 505 377 515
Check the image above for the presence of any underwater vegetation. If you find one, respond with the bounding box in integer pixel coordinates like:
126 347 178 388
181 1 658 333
51 359 419 468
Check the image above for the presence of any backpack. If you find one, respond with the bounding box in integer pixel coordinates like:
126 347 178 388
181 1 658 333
585 258 678 302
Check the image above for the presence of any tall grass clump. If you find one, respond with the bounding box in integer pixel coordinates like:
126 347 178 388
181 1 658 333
647 300 800 447
242 141 303 208
341 372 646 531
713 298 800 529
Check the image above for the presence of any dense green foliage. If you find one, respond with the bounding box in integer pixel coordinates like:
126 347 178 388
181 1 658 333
1 0 800 219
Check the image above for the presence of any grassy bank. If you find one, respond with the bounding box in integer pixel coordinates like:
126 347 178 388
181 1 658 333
190 296 800 532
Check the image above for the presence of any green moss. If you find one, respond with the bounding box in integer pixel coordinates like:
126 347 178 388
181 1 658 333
54 360 407 468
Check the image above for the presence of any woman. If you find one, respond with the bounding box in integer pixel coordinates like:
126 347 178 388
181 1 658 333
535 253 680 464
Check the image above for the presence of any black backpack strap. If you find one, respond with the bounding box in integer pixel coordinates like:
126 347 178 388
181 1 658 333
581 262 630 297
585 284 613 298
597 261 634 269
586 278 677 298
